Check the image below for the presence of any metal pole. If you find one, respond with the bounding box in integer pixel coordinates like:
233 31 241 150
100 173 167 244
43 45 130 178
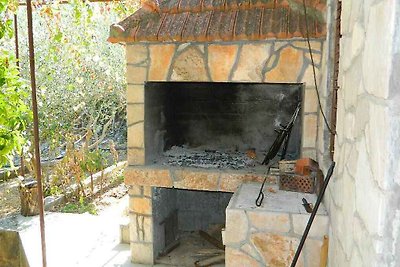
25 1 47 266
13 14 19 67
330 0 342 160
14 13 26 176
290 162 335 267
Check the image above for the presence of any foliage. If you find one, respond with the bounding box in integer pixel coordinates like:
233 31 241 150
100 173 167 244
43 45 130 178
110 169 124 185
61 195 97 215
47 140 88 198
0 0 31 168
1 1 139 165
80 144 107 193
46 136 113 198
13 3 130 159
80 149 107 176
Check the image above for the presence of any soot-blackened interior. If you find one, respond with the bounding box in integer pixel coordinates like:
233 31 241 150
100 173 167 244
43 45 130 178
152 187 232 258
144 82 303 166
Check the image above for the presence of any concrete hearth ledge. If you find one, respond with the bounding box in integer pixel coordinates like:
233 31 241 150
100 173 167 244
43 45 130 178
230 182 328 215
124 165 278 192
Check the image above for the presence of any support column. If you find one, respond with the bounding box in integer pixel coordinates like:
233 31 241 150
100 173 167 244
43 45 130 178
128 185 154 264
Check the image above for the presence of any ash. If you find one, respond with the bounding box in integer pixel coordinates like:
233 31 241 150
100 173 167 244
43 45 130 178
163 146 255 170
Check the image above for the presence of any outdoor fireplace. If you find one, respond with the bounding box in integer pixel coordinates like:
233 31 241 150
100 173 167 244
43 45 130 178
126 81 308 265
139 81 304 262
108 0 327 263
145 82 303 167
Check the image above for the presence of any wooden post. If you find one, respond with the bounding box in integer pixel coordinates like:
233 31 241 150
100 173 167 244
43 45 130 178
19 179 39 216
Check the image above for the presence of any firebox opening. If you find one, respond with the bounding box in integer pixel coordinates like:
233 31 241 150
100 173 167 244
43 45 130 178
152 187 232 264
145 82 303 169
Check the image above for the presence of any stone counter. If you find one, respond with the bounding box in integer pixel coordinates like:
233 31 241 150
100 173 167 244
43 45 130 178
225 183 329 267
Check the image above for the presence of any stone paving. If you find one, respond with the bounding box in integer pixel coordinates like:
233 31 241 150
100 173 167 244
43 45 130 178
0 195 135 267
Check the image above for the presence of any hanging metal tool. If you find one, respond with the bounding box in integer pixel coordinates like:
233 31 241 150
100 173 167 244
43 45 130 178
262 102 301 165
255 160 278 207
290 162 335 267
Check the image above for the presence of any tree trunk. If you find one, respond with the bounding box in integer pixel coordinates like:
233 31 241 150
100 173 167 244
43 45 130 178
19 179 39 216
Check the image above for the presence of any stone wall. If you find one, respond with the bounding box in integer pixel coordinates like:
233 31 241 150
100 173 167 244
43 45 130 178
126 39 325 168
320 1 400 266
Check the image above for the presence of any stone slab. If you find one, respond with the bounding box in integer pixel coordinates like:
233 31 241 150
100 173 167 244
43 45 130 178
228 182 328 215
125 165 277 192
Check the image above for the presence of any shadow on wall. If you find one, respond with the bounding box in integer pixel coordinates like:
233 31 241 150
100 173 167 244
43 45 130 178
0 230 29 267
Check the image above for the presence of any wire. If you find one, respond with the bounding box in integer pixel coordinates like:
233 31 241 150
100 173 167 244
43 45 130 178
302 0 336 136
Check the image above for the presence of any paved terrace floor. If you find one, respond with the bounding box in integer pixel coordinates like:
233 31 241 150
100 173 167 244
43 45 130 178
0 194 171 267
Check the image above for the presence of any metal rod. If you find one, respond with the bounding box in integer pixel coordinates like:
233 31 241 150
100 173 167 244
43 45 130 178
290 162 335 267
330 0 342 160
13 14 20 68
14 13 26 176
26 0 47 266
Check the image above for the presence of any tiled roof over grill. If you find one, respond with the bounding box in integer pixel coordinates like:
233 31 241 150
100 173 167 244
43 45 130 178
108 0 326 43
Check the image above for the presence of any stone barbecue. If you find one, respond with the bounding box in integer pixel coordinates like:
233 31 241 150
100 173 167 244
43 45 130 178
109 0 327 265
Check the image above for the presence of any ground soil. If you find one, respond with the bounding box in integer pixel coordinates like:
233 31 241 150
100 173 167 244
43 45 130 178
0 174 128 220
0 148 128 219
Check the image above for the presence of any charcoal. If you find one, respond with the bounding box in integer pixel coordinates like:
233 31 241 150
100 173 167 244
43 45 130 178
163 146 251 170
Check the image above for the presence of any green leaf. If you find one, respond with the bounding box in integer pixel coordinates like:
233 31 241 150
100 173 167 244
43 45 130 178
53 31 63 42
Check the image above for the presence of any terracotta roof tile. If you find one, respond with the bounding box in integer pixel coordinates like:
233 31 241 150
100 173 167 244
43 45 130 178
157 13 176 40
233 9 248 40
202 0 226 11
250 0 274 9
274 7 289 38
218 10 237 40
135 14 165 41
260 7 288 38
288 9 304 37
316 16 326 37
245 8 263 39
306 16 317 37
182 11 212 41
225 0 250 10
167 12 190 41
260 8 274 38
108 0 326 43
179 0 202 12
159 0 181 13
208 11 237 41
